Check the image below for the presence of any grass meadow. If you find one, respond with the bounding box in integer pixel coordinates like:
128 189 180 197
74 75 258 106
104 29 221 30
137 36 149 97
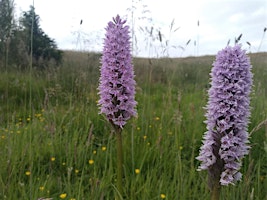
0 51 266 200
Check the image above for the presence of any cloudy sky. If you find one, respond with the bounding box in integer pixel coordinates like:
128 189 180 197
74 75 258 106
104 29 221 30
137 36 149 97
15 0 267 57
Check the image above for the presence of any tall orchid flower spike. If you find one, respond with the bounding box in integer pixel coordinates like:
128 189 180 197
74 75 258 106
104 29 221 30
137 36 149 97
98 15 137 199
98 15 137 129
196 45 253 199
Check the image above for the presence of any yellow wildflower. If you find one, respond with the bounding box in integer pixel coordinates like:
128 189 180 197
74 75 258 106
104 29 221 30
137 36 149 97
35 113 42 118
89 159 94 165
39 186 45 191
25 171 31 176
101 146 107 151
59 193 67 199
155 117 160 121
160 193 166 199
135 169 140 174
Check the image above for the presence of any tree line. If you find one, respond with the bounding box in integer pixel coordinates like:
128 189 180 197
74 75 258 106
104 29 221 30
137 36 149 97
0 0 62 69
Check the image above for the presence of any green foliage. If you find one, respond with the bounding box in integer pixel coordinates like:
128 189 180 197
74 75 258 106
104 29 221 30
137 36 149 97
19 6 63 68
0 0 15 68
1 5 63 69
0 52 266 199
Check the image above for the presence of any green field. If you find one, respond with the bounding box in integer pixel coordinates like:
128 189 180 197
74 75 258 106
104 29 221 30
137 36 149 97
0 51 266 199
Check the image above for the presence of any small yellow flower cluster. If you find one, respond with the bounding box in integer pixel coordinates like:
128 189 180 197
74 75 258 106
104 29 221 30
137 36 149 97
35 113 42 118
39 186 45 191
35 112 45 122
16 118 23 127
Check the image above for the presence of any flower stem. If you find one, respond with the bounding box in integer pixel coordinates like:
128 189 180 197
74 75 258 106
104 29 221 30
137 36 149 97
208 142 223 200
115 127 123 199
211 181 220 200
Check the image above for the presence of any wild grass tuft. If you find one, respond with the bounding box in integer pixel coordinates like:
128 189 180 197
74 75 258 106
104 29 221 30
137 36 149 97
0 52 266 199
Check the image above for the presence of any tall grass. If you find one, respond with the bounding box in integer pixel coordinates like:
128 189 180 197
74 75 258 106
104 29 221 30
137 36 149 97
0 52 266 199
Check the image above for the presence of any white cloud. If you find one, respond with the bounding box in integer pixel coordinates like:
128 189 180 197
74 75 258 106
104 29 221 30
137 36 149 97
229 13 245 23
14 0 267 57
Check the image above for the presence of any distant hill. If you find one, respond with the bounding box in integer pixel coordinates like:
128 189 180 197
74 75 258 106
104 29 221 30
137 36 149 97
62 50 267 67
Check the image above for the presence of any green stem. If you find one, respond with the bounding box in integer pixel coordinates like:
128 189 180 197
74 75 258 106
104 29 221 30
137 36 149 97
209 136 223 200
115 127 123 199
211 181 220 200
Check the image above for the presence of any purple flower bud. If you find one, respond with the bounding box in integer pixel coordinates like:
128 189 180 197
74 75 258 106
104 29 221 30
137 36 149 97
196 45 253 186
98 15 137 129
